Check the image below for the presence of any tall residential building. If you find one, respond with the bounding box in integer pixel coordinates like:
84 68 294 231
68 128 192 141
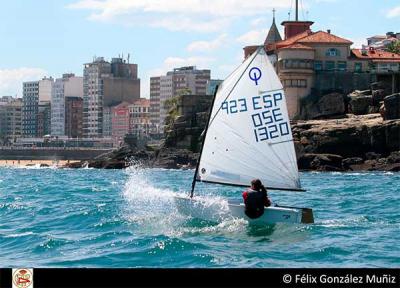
65 96 83 138
22 77 54 137
150 66 210 134
22 81 39 137
83 57 140 138
51 74 83 136
0 97 22 142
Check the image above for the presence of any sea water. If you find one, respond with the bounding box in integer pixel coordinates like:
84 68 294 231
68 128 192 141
0 166 399 268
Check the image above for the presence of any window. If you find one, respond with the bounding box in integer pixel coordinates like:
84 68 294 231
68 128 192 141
326 61 335 71
283 79 307 88
283 59 313 69
354 62 362 73
326 48 341 57
338 61 347 71
314 61 323 71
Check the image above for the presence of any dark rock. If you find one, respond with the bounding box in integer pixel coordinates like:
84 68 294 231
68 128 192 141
372 89 386 104
299 92 346 120
384 93 400 120
365 152 381 160
315 93 345 118
368 106 380 114
298 154 343 171
343 157 364 167
387 151 400 164
389 164 400 172
349 95 373 115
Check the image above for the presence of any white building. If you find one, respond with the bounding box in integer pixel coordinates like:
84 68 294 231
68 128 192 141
51 74 83 136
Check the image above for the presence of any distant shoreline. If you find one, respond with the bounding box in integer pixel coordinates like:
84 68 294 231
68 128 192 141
0 159 81 168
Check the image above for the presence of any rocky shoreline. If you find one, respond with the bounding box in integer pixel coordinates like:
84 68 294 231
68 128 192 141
64 114 400 172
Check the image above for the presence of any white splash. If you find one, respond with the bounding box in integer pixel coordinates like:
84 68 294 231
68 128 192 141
121 163 242 237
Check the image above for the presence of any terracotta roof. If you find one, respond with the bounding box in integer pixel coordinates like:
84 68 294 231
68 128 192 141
275 30 312 49
351 49 400 61
297 31 353 44
274 30 352 51
280 43 315 50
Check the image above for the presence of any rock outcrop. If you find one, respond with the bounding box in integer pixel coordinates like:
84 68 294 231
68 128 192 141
299 92 347 120
293 114 400 171
64 108 400 172
383 93 400 120
164 94 212 151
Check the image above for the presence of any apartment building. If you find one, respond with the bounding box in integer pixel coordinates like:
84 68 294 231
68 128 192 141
22 77 54 137
51 74 83 136
150 66 210 134
0 96 22 143
83 57 140 138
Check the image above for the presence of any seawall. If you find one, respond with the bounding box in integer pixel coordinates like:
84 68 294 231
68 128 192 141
0 148 112 161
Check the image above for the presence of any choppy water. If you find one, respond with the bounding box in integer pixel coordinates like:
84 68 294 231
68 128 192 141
0 166 399 268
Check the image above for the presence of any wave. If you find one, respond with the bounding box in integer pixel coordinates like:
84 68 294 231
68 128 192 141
2 231 35 238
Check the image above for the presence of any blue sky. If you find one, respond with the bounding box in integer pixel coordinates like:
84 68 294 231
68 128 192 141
0 0 399 98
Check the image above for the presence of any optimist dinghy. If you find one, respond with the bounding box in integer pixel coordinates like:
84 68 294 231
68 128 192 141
175 46 314 225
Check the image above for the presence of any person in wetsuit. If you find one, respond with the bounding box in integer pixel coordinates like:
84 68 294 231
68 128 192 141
242 179 271 219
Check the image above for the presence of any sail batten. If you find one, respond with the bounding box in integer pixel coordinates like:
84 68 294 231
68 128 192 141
197 47 301 191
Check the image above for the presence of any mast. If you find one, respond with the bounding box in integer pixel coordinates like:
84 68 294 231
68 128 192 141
190 85 219 198
295 0 299 21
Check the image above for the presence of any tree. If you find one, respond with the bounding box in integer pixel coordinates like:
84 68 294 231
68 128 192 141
387 40 400 55
163 88 192 131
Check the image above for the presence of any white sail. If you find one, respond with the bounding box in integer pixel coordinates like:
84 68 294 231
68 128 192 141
197 47 301 191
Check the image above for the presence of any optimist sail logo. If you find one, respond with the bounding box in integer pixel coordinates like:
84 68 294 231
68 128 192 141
12 269 33 288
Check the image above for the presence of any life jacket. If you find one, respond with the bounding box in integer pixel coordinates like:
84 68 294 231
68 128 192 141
243 188 265 219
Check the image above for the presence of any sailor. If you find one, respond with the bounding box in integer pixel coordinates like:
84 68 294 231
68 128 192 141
242 179 271 219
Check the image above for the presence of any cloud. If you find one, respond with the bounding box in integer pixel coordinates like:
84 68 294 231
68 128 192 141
236 29 268 46
186 34 228 52
68 0 292 32
0 68 48 97
250 18 268 28
387 6 400 18
162 56 215 69
350 37 367 49
150 17 231 33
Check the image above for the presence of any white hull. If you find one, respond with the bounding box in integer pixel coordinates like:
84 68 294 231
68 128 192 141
174 196 314 225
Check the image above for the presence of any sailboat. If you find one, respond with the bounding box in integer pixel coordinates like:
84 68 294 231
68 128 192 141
174 46 314 225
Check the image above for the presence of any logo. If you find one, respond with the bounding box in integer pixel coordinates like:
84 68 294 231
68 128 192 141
249 67 262 86
12 269 33 288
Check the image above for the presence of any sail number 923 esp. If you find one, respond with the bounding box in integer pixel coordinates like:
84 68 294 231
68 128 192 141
221 92 290 143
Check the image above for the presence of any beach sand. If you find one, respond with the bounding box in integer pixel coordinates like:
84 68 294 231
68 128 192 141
0 159 80 168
